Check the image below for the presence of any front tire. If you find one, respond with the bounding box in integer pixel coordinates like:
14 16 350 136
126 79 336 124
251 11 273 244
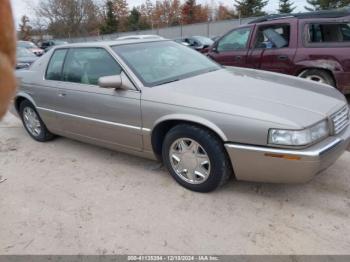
19 100 54 142
162 124 232 192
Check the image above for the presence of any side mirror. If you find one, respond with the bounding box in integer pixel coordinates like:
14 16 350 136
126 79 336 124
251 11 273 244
98 75 123 89
98 72 135 91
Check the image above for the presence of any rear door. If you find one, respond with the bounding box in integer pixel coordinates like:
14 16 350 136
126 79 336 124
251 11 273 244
208 26 253 67
54 47 143 151
248 21 297 75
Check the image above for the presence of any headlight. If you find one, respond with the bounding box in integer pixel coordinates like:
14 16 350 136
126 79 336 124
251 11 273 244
268 120 329 146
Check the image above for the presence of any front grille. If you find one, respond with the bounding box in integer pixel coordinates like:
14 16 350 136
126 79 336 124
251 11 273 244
331 106 349 135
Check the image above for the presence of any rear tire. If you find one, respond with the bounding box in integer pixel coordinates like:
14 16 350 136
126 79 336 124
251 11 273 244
299 69 336 87
19 100 55 142
162 124 232 192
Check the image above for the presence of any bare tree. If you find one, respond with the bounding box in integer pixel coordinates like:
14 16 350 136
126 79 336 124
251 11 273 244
35 0 100 38
19 15 32 40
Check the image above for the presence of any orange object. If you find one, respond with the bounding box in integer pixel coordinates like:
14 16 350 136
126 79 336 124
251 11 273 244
264 153 301 161
0 0 16 119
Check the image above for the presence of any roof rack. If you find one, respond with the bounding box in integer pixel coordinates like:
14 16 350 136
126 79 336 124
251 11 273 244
248 7 350 24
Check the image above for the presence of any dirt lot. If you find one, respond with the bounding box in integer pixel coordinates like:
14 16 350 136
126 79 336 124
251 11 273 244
1 100 350 255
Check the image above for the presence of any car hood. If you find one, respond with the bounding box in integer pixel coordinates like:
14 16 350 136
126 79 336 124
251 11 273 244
143 67 347 129
17 56 38 63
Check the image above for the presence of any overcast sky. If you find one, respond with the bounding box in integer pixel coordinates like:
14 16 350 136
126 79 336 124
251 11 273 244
10 0 308 28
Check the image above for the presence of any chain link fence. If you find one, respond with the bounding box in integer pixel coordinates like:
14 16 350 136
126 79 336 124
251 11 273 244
59 17 256 43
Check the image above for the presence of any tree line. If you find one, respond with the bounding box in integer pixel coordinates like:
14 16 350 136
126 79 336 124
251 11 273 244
19 0 350 40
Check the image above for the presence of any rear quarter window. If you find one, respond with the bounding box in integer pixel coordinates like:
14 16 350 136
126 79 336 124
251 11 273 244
306 23 350 45
46 49 67 81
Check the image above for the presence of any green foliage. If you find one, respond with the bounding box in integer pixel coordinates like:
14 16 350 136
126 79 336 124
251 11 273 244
278 0 296 13
234 0 268 17
305 0 350 11
127 7 151 31
100 0 118 34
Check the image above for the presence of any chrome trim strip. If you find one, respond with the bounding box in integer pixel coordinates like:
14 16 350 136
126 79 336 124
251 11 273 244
37 107 148 131
225 139 342 157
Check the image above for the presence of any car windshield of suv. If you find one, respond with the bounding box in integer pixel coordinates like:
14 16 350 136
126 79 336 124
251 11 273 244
112 41 220 87
16 47 36 58
308 23 350 43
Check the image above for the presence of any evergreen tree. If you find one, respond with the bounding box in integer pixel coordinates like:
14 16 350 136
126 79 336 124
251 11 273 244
305 0 350 11
278 0 296 13
100 1 118 34
128 7 141 31
114 0 129 31
234 0 268 17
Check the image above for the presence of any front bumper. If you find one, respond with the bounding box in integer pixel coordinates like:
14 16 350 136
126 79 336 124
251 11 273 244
225 125 350 183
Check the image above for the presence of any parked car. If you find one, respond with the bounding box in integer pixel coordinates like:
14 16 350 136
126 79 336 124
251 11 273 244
182 36 214 53
17 41 44 56
117 35 163 40
13 39 350 192
16 47 38 69
174 38 191 46
39 40 68 52
208 8 350 94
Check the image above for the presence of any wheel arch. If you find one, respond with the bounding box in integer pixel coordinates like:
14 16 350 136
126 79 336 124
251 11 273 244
14 93 38 114
150 114 228 160
295 59 343 74
294 60 341 86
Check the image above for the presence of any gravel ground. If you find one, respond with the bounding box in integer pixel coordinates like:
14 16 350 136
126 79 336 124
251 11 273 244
0 98 350 255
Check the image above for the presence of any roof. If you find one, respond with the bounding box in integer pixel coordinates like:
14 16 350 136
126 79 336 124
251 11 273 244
116 34 164 40
56 38 168 49
248 7 350 24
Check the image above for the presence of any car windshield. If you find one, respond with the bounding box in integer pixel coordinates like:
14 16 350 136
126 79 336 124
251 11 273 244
17 41 37 48
16 47 36 58
112 41 220 87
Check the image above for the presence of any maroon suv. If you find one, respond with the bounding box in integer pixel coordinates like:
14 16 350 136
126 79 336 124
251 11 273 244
208 9 350 94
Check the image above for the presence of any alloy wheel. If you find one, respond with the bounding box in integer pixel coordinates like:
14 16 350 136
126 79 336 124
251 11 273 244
23 107 42 137
169 138 211 184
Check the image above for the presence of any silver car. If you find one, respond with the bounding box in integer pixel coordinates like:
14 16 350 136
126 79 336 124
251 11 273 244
13 39 350 192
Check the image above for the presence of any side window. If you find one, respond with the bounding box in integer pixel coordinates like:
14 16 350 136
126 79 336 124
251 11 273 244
46 49 67 81
62 48 122 85
217 27 251 52
308 23 350 43
255 24 290 49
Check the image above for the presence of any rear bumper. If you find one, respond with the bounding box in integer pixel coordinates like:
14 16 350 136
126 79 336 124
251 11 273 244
225 126 350 183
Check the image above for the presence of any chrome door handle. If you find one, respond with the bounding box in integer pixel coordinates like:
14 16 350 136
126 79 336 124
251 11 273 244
58 93 66 97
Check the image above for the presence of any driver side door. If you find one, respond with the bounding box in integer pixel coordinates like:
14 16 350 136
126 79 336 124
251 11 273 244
53 47 143 151
208 26 253 67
